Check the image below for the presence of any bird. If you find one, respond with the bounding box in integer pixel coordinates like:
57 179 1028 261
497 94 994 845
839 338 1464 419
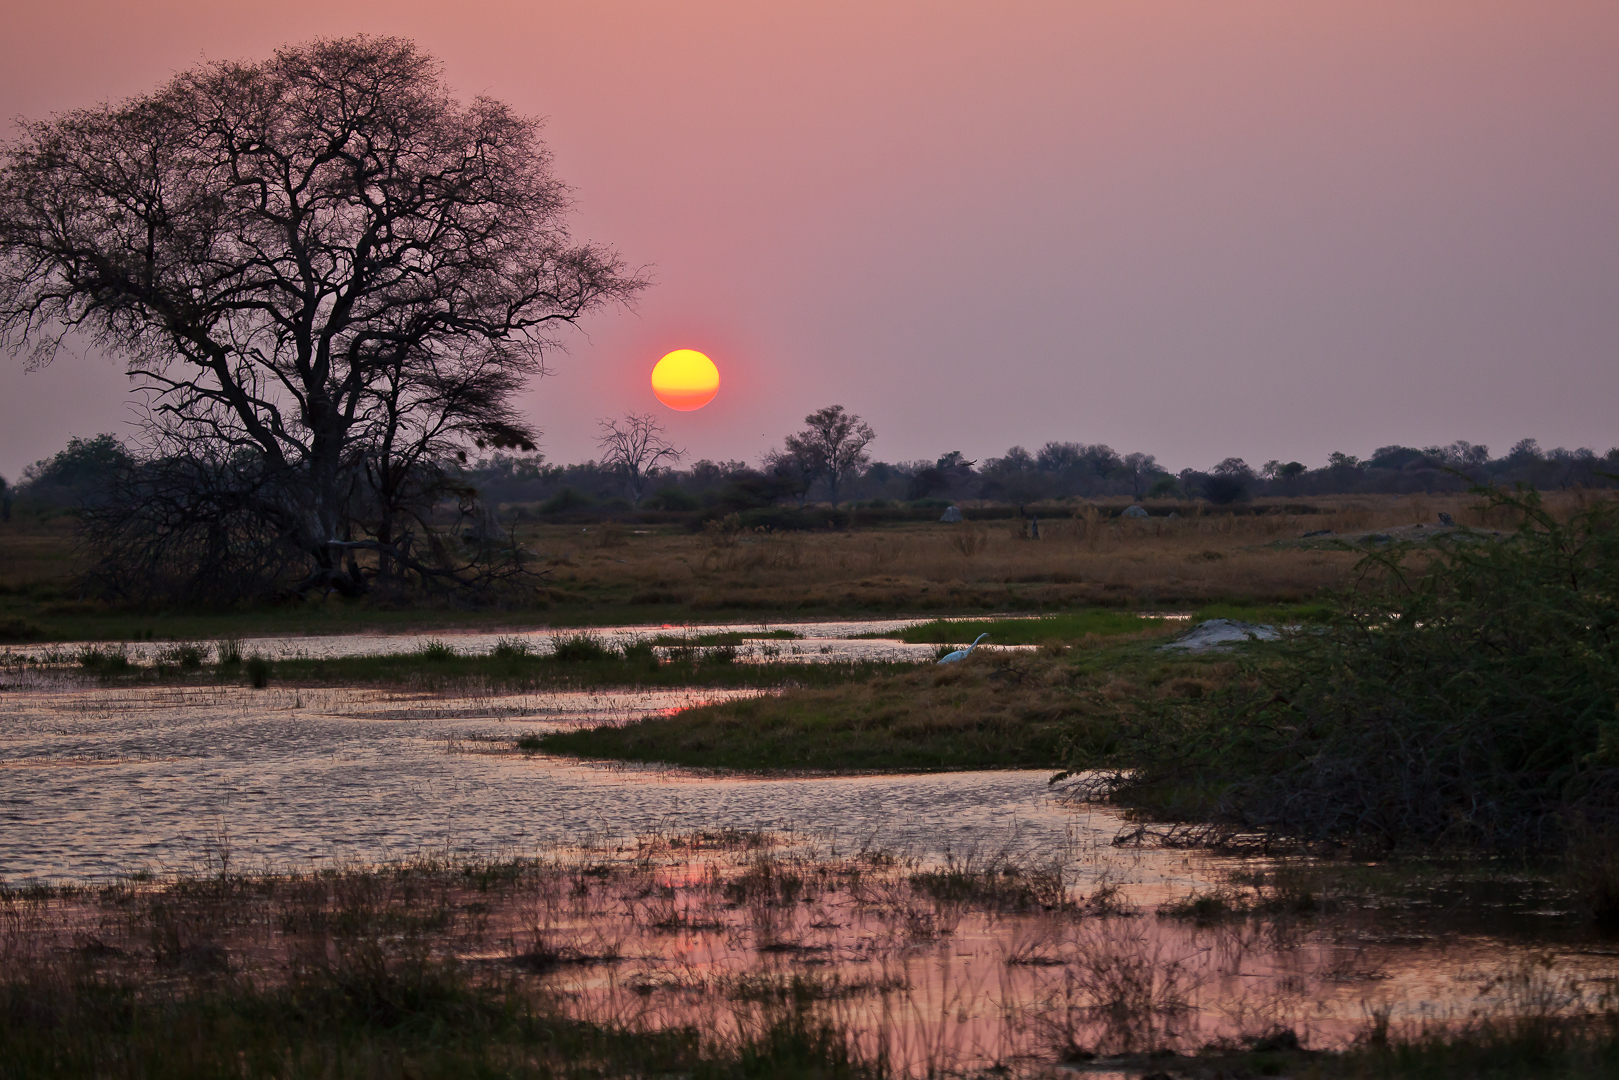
937 633 989 664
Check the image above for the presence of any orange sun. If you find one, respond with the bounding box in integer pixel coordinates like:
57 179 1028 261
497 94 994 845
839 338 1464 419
651 349 720 411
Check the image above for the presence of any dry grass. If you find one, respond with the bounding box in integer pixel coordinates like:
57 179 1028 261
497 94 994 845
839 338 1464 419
534 494 1535 615
0 491 1603 641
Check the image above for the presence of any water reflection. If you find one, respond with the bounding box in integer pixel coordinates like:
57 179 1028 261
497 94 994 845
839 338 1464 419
0 676 1182 888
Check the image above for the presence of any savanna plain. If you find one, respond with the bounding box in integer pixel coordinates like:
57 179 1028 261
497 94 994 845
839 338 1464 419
4 490 1619 1079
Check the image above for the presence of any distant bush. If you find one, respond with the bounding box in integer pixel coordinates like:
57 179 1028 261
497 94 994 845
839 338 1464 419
0 617 43 641
77 644 131 673
539 487 592 514
1200 473 1248 505
1084 486 1619 853
649 486 700 511
159 643 205 670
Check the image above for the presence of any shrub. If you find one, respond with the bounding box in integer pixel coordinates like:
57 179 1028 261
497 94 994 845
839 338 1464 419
649 486 699 511
159 643 205 670
621 640 659 668
215 637 244 665
0 617 43 641
245 656 271 688
417 639 456 661
1201 473 1248 505
539 487 592 514
77 645 131 673
490 637 533 661
1084 486 1619 852
549 630 616 663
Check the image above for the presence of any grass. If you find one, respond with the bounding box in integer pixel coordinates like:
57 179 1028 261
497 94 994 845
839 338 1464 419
534 631 1237 771
878 608 1165 645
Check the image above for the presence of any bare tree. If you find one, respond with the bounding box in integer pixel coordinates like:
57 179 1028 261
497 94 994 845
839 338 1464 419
0 36 643 599
781 405 875 507
597 413 682 506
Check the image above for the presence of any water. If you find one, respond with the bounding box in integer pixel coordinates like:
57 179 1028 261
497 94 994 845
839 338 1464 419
0 611 1192 667
0 670 1188 886
4 657 1615 1063
0 617 954 666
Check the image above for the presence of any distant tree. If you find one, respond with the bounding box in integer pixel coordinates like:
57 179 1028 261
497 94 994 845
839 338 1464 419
980 445 1042 503
685 459 748 492
1509 438 1544 463
761 447 816 507
1122 452 1161 500
984 446 1037 474
1368 445 1426 471
1326 452 1361 470
1279 461 1306 479
1260 460 1283 480
0 36 642 600
19 433 131 504
1426 441 1490 468
780 405 876 507
597 414 682 506
1035 441 1122 496
1036 441 1083 474
1148 475 1181 499
1203 458 1254 505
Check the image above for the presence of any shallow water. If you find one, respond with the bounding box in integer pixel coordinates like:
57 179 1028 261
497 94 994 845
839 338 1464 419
0 611 1190 667
0 671 1202 888
0 616 951 666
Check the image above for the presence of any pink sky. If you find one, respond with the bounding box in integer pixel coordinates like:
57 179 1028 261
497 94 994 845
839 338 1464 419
2 1 1616 481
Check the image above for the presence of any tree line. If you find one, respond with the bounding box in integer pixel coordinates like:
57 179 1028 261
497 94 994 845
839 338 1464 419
13 425 1614 524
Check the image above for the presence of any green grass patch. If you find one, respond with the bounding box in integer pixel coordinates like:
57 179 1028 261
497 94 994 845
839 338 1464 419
535 653 1136 772
874 609 1164 645
1190 601 1336 625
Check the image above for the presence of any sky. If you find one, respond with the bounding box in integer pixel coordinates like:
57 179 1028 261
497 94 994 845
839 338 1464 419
1 1 1616 481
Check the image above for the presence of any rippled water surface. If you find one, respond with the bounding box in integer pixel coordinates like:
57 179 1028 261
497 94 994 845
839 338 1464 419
0 671 1181 886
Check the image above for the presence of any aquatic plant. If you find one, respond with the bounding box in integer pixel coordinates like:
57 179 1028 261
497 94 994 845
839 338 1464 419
416 638 456 661
245 656 271 688
549 630 617 663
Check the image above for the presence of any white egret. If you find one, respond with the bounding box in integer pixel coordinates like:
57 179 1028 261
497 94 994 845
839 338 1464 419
936 633 989 664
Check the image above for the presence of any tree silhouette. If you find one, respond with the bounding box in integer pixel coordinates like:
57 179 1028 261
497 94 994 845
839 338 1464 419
597 413 682 506
0 36 642 599
780 405 875 507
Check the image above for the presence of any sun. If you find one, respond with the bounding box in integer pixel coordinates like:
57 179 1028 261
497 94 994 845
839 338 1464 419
651 349 720 411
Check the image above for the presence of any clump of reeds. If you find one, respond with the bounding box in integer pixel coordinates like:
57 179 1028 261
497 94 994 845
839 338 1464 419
416 637 457 661
548 629 616 662
489 636 533 660
245 655 271 688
